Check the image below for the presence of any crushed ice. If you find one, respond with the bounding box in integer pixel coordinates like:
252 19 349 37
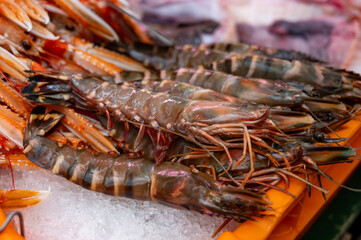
0 169 239 239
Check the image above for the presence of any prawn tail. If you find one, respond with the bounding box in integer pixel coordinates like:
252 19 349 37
23 106 63 147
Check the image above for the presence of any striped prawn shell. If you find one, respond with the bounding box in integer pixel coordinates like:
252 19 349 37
211 55 355 94
25 135 154 200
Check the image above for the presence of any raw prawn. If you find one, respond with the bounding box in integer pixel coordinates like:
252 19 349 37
23 106 271 222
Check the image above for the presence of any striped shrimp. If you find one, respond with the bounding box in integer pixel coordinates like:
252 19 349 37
114 42 319 71
116 41 320 71
21 71 317 137
108 69 351 130
23 106 271 222
115 68 347 110
199 42 322 63
211 55 359 96
95 114 357 197
122 42 361 102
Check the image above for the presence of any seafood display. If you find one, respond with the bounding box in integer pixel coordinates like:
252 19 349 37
0 0 360 239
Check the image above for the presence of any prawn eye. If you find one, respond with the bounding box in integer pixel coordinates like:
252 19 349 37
314 132 325 142
325 112 335 121
65 24 75 31
22 40 32 50
311 91 320 98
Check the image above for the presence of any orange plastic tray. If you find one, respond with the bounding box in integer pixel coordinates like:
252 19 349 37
218 119 361 240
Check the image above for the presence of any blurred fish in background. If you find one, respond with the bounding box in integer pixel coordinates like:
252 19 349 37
128 0 361 72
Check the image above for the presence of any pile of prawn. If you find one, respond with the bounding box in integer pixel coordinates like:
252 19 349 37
0 0 361 238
